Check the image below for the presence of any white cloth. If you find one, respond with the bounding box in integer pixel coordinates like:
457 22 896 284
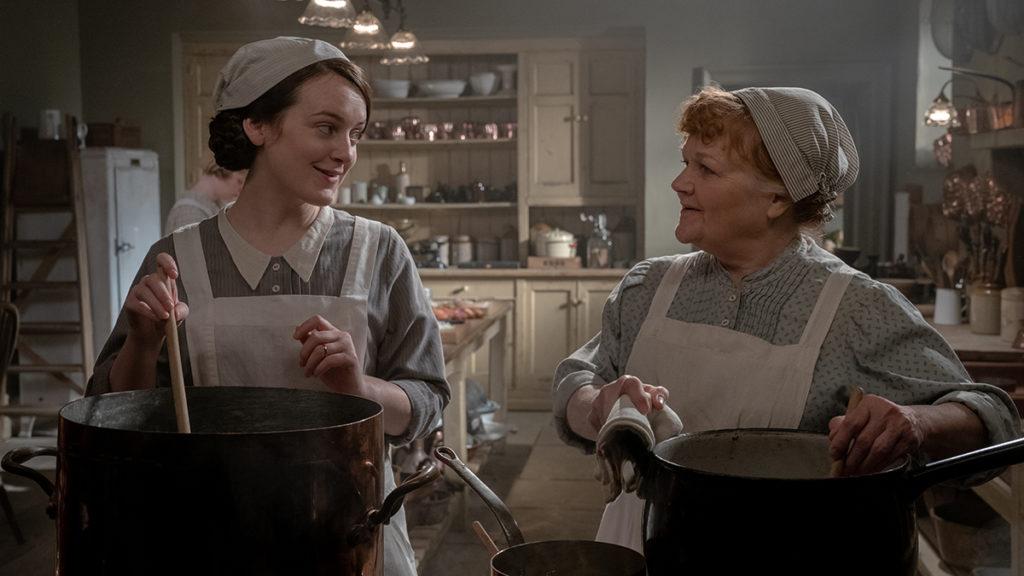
595 253 854 554
594 396 683 500
172 215 418 576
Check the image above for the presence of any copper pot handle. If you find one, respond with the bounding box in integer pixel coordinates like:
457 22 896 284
434 445 525 548
2 447 58 518
347 459 441 545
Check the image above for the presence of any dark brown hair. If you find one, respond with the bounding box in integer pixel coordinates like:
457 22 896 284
208 58 372 170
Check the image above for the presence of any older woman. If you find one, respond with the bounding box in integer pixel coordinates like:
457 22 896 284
552 85 1020 553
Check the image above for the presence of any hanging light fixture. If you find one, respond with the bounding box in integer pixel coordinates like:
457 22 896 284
297 0 357 28
381 0 429 65
352 4 383 35
924 80 959 128
337 23 389 51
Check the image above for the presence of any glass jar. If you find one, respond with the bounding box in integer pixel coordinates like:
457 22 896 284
452 235 474 265
432 235 449 267
476 237 499 262
969 283 1001 335
1001 287 1024 343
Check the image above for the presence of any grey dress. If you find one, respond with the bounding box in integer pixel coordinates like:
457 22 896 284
88 208 449 576
553 236 1019 480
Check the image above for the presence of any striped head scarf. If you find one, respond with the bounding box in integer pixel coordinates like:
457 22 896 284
214 37 349 112
732 87 859 204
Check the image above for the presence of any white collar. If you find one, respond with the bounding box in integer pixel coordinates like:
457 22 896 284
216 207 334 290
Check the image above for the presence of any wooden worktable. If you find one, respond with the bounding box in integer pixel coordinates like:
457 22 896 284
440 299 514 466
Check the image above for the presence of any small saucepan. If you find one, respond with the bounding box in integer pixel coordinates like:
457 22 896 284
434 446 645 576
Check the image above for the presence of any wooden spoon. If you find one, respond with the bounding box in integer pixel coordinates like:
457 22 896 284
941 250 959 289
159 269 191 433
472 520 500 557
829 385 864 477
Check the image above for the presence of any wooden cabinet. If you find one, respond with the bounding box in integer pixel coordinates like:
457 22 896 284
523 51 581 201
523 48 643 205
513 278 617 409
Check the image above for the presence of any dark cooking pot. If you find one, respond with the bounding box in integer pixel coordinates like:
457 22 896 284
2 387 439 576
434 446 646 576
642 429 1024 576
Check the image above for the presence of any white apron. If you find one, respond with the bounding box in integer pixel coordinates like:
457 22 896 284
595 253 854 554
173 215 418 576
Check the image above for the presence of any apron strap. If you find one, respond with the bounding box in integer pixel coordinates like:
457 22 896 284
771 268 855 426
341 217 382 297
797 269 855 350
647 253 699 320
172 224 219 387
173 224 213 300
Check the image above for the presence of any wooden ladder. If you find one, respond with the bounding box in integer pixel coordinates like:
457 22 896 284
0 113 94 432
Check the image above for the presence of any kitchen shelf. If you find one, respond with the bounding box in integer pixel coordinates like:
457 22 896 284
336 202 516 211
968 127 1024 150
360 139 516 149
374 95 517 108
526 195 638 207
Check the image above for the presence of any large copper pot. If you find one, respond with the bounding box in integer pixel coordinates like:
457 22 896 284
2 387 438 575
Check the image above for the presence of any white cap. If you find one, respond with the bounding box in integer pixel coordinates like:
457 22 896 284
732 87 859 203
214 36 349 112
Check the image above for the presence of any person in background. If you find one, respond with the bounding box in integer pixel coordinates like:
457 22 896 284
552 85 1020 553
163 159 246 234
88 37 448 576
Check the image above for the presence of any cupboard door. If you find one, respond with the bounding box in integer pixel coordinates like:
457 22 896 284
575 279 618 349
524 51 580 201
182 44 235 192
514 280 576 409
421 278 515 390
582 51 641 199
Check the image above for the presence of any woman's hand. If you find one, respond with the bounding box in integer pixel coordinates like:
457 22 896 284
828 394 925 476
293 315 367 396
587 375 670 433
124 252 189 350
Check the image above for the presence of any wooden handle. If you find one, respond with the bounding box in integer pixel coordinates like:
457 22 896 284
472 520 500 557
829 386 863 477
160 270 191 434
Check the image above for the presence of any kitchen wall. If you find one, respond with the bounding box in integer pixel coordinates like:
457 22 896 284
2 0 943 259
0 0 83 126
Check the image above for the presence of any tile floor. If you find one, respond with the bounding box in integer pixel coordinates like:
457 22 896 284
419 411 604 575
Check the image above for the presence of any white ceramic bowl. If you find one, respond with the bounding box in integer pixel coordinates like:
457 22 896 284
372 79 411 99
468 72 498 96
416 79 467 98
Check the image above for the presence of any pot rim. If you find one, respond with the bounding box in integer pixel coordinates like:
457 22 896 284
59 387 383 438
652 428 910 482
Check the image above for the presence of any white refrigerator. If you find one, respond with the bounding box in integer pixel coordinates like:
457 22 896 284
81 147 161 354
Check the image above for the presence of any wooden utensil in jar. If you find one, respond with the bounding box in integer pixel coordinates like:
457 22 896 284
830 385 864 477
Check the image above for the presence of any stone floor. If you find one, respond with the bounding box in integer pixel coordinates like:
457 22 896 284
0 412 602 576
419 411 603 575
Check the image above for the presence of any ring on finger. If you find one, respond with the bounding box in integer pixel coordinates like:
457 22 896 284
322 343 329 357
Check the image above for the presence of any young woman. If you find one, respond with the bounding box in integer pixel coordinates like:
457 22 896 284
87 36 448 576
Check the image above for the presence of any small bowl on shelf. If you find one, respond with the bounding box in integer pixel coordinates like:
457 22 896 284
415 79 467 98
372 79 411 99
468 72 498 96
